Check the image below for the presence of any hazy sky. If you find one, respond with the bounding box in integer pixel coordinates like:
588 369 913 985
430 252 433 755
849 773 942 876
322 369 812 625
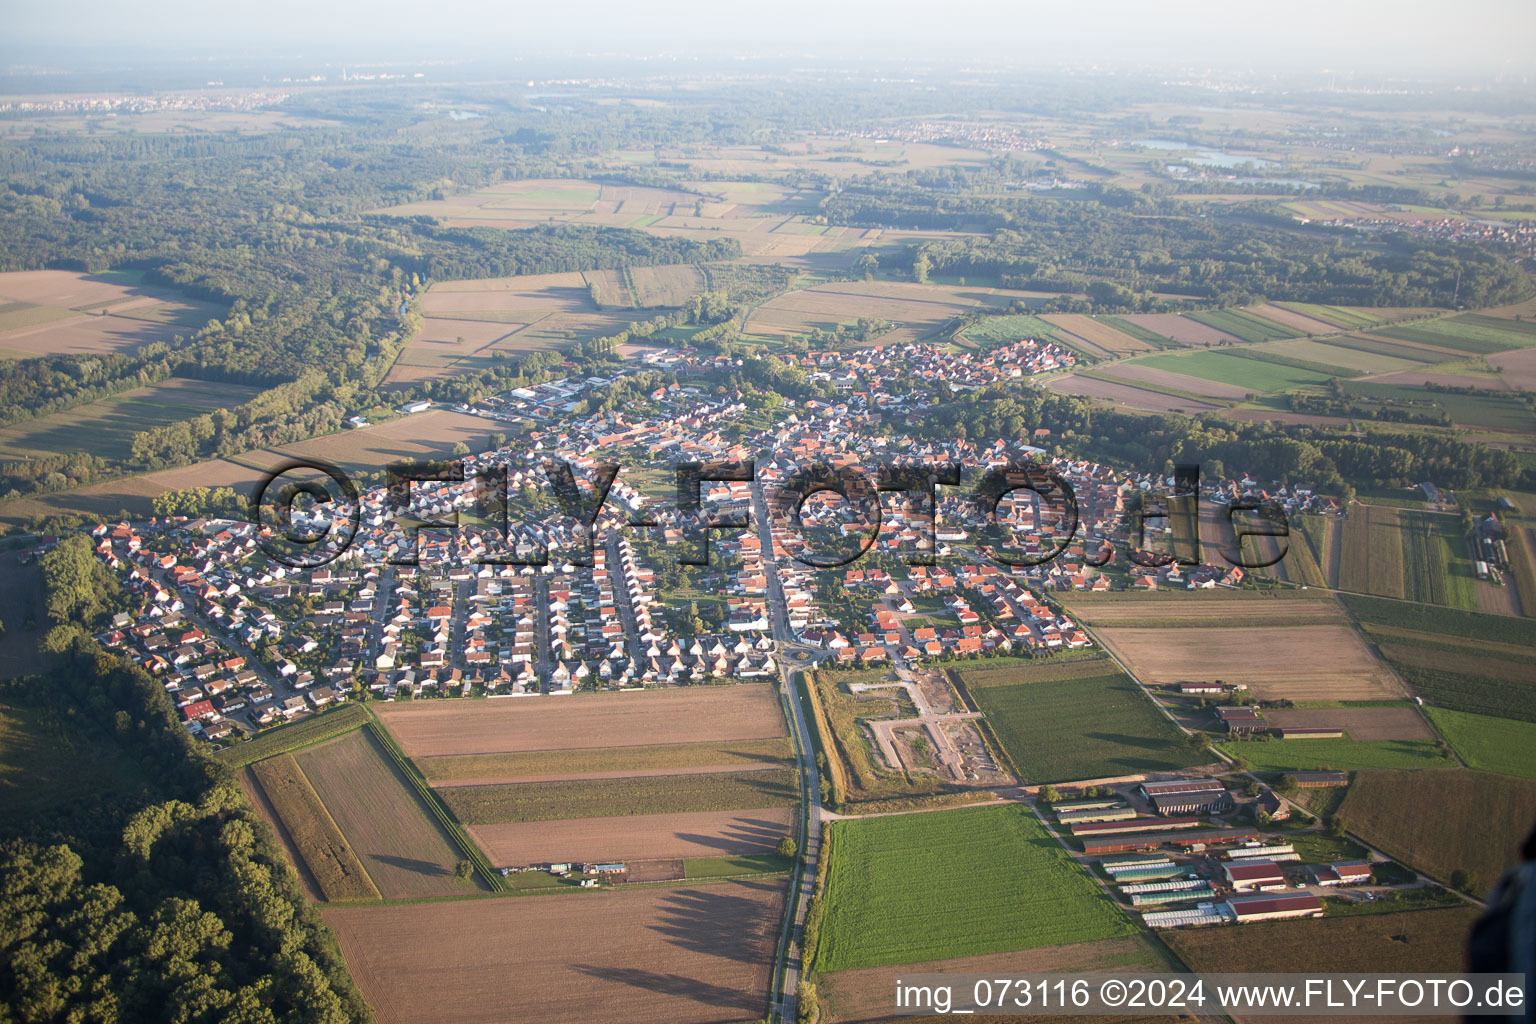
6 0 1536 75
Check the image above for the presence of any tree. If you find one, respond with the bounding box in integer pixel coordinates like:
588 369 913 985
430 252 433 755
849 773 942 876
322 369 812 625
1326 815 1348 838
1039 784 1060 804
454 859 474 882
776 836 798 860
1450 869 1472 892
451 440 471 457
1187 731 1212 751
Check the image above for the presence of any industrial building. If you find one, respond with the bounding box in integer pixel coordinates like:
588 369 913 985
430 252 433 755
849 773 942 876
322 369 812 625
1311 861 1373 886
1139 778 1234 816
1227 892 1324 923
1222 859 1288 891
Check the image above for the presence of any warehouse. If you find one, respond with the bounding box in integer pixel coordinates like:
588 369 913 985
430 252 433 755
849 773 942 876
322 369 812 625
1055 798 1126 815
1215 706 1267 735
1228 843 1300 863
1222 859 1288 891
1311 861 1373 886
1072 815 1201 837
1227 892 1324 923
1057 806 1138 825
1140 779 1234 816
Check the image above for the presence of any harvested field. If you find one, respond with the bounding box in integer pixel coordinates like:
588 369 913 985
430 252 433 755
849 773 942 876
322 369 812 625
1063 593 1347 626
1040 314 1153 355
1093 624 1401 700
1488 346 1536 390
242 410 506 477
428 763 789 787
1257 337 1421 374
1117 312 1244 346
0 270 222 359
1247 302 1345 337
1044 373 1220 412
1259 707 1433 741
248 755 380 901
1338 504 1407 600
1163 906 1479 974
375 685 785 758
294 730 478 899
468 807 794 867
630 264 706 306
1221 408 1356 429
742 281 1002 345
417 736 793 782
817 937 1164 1024
1340 768 1536 892
438 767 798 824
323 879 784 1024
1094 362 1251 399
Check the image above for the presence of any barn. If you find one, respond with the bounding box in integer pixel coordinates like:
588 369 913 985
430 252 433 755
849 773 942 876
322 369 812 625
1227 892 1323 923
1140 779 1233 816
1222 859 1287 891
1311 861 1373 886
1215 706 1266 735
1071 815 1201 837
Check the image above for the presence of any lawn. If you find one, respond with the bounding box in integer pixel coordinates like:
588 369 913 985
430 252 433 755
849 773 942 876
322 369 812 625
436 767 799 823
967 671 1203 783
1340 768 1536 893
1218 736 1451 772
1424 708 1536 780
1131 349 1332 393
812 805 1135 972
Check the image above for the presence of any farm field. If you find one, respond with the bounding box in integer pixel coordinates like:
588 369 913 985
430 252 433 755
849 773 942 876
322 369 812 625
1272 302 1391 329
247 755 380 901
0 269 224 359
467 807 794 867
416 736 794 782
323 878 784 1024
1090 623 1400 700
812 805 1135 973
0 377 264 462
375 685 786 757
1044 373 1221 413
961 666 1204 783
1129 349 1333 392
1092 361 1250 400
1117 312 1244 346
1341 380 1536 433
1340 769 1536 892
960 313 1081 352
1251 337 1424 374
1186 307 1300 342
1488 346 1536 389
744 280 1006 346
294 729 479 899
0 697 146 822
1218 736 1449 772
1423 708 1536 780
816 937 1167 1024
1372 314 1536 355
1163 906 1480 974
1039 313 1154 355
438 767 798 824
1260 707 1433 741
1061 590 1346 627
1246 302 1347 336
1338 504 1408 600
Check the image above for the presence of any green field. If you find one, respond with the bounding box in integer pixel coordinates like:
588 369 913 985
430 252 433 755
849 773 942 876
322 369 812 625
436 767 799 823
1132 349 1333 393
964 668 1203 783
1341 592 1536 646
813 805 1135 972
1319 334 1447 364
1255 338 1422 374
0 377 264 462
1219 736 1451 772
1398 510 1479 608
1340 381 1536 433
1424 708 1536 780
1340 769 1536 893
216 703 371 769
1372 316 1536 355
415 737 794 780
1274 303 1389 329
0 697 147 821
961 314 1088 357
1187 308 1299 342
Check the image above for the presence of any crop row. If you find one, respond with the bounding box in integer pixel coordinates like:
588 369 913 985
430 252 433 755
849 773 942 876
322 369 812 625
437 767 799 824
251 754 379 901
417 737 793 780
216 703 370 769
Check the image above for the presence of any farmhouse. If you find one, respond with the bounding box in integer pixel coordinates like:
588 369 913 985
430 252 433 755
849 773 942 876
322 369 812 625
1222 859 1287 891
1140 779 1233 816
1310 861 1372 886
1226 892 1323 923
1214 706 1266 735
